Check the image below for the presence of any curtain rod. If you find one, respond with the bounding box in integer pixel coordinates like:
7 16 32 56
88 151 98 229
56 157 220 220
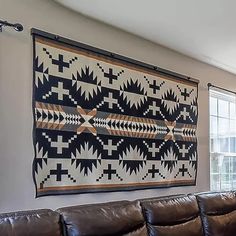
207 83 236 95
31 28 199 85
0 20 23 32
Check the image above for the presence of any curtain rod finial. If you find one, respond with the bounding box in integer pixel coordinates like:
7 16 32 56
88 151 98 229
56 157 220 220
0 20 23 32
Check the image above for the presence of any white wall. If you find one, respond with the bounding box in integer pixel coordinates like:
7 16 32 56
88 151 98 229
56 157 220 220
1 0 236 213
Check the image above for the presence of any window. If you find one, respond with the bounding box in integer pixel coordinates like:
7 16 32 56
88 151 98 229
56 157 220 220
210 88 236 190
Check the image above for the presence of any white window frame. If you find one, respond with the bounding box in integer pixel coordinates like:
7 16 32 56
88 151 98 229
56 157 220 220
210 88 236 191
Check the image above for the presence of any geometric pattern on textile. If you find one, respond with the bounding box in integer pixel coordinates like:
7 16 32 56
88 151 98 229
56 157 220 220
32 33 198 197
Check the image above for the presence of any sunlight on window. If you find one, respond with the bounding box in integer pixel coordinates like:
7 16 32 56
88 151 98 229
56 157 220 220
210 88 236 191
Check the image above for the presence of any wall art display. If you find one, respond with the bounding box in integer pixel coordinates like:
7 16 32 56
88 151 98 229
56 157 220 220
32 29 198 197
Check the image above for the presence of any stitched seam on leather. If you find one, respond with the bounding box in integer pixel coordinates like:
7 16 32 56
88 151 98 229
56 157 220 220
141 195 192 205
0 210 53 218
149 213 200 226
57 201 131 212
205 209 236 216
0 212 57 220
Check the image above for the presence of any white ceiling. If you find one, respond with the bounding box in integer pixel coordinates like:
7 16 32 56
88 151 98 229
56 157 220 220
56 0 236 74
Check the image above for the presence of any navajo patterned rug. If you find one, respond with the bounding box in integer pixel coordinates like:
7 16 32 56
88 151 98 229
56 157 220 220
32 31 198 197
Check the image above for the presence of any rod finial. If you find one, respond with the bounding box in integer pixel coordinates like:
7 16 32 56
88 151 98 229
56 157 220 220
0 20 24 32
13 23 23 32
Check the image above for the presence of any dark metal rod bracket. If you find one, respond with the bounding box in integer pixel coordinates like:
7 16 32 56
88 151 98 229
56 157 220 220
0 20 23 32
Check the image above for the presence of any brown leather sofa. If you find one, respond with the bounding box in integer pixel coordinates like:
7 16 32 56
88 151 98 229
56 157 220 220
0 191 236 236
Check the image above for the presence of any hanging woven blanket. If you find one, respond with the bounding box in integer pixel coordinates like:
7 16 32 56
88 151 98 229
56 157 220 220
32 30 198 197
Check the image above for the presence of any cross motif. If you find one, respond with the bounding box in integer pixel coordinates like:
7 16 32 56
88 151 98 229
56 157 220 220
180 107 189 121
104 139 117 155
179 144 188 158
52 54 70 73
52 82 69 100
103 164 116 180
104 68 118 84
77 106 97 135
181 88 190 101
51 135 69 154
50 163 68 181
149 101 160 116
179 164 188 176
149 143 160 157
148 164 159 178
104 92 117 109
150 80 160 94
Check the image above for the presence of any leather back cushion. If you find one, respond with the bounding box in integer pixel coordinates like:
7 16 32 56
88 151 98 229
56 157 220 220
0 209 62 236
197 191 236 236
57 200 147 236
141 194 203 236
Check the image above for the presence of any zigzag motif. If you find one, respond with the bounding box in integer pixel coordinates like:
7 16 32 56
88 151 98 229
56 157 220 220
65 114 81 125
35 102 82 130
182 124 197 141
35 102 197 141
106 114 158 138
35 102 66 130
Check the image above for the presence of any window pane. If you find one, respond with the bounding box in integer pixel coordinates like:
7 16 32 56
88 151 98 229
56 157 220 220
232 174 236 188
230 102 236 119
218 118 229 136
211 138 219 153
218 99 229 118
220 174 230 190
210 97 217 116
232 158 236 173
221 156 230 173
211 156 219 172
211 174 220 190
210 116 218 136
219 138 229 152
230 138 236 153
230 120 236 136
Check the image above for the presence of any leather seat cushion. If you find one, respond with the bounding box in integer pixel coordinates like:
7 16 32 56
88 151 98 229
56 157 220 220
57 200 147 236
0 209 62 236
141 194 204 236
197 191 236 236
